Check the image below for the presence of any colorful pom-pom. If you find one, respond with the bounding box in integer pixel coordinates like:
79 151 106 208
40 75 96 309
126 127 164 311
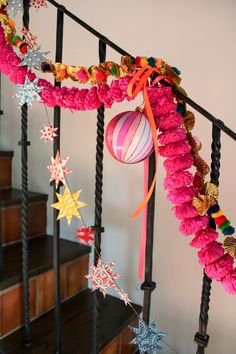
205 254 234 280
173 202 198 220
179 215 208 236
148 56 156 67
211 209 224 218
20 43 27 54
135 56 141 67
12 35 21 44
76 69 88 82
223 226 235 236
111 66 118 76
167 186 197 204
41 63 51 72
198 241 225 266
172 66 181 75
96 71 106 81
177 103 185 115
207 204 220 215
219 220 231 231
140 57 148 67
164 171 193 191
221 269 236 294
215 215 227 227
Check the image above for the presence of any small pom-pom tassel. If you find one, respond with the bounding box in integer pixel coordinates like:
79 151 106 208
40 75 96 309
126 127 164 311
159 140 191 158
164 171 193 191
156 111 183 131
173 202 198 220
20 43 27 54
159 127 187 145
223 226 235 236
96 71 106 81
198 241 224 266
180 215 209 236
190 228 218 249
219 220 231 231
207 204 220 215
214 215 227 227
167 186 197 204
164 154 194 173
205 254 234 280
221 269 236 294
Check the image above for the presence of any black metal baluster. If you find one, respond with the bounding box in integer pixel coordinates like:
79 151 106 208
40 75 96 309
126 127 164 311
53 6 64 354
19 0 31 347
92 39 106 354
194 124 221 354
141 152 157 324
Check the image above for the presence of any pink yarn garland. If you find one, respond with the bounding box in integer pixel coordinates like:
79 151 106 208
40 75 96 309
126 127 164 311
0 25 235 294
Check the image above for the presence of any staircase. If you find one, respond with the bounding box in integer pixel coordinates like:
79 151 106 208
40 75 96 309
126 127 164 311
0 151 141 353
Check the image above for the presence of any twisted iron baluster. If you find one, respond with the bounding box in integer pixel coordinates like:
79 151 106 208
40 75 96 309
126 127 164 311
195 124 221 353
19 0 31 346
92 39 106 354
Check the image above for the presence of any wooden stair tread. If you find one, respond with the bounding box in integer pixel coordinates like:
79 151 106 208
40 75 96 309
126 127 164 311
0 289 141 354
0 235 90 290
0 188 48 207
0 151 14 157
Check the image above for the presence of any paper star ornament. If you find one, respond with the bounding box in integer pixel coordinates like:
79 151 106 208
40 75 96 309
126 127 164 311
75 226 95 245
51 185 87 225
19 46 49 70
86 258 120 297
15 77 42 107
21 27 38 49
6 0 23 17
40 124 58 143
129 320 167 353
47 151 72 189
30 0 48 10
116 288 131 306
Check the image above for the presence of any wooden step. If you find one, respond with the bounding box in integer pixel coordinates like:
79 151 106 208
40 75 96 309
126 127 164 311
0 188 48 244
0 151 14 189
0 235 91 337
0 289 141 354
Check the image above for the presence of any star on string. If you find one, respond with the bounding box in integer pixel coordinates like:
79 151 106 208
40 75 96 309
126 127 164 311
15 77 42 107
86 258 120 297
75 226 95 245
30 0 48 10
40 124 58 143
47 151 72 189
21 26 38 49
51 184 87 225
19 46 49 70
129 320 167 354
6 0 23 17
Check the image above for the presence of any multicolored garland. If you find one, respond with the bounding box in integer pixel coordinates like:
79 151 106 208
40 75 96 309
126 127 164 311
1 1 236 352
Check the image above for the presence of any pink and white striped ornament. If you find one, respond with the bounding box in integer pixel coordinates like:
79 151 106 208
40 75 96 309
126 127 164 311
105 110 154 164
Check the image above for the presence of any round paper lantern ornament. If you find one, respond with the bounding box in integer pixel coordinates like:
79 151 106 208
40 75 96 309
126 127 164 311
105 110 154 164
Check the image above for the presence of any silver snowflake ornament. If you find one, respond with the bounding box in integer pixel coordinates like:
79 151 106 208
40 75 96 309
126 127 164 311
129 319 167 354
19 46 50 70
15 77 43 107
6 0 23 17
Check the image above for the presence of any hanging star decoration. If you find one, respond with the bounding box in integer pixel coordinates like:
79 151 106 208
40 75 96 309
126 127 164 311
129 319 167 354
30 0 48 10
75 226 95 245
19 46 49 70
21 26 38 49
51 184 87 225
40 124 58 143
86 258 120 297
15 77 42 107
47 151 72 189
6 0 23 17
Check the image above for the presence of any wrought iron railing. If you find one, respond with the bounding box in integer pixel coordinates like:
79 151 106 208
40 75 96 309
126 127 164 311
1 0 234 353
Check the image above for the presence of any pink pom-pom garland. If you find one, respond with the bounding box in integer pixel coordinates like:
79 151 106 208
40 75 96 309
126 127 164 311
0 23 235 295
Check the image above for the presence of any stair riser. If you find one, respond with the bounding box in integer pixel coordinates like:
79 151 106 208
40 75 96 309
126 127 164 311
0 156 12 189
0 255 89 338
1 201 47 244
101 318 138 354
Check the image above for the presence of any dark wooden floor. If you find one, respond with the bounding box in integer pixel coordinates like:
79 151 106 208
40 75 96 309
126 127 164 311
0 235 90 290
0 289 141 354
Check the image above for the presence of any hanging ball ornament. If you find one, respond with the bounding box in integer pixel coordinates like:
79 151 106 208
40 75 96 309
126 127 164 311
105 109 154 164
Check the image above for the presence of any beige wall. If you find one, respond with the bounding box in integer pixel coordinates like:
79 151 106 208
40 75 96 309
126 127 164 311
1 1 236 353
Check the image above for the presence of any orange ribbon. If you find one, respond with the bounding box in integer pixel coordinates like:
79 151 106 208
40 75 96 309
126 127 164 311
127 65 173 218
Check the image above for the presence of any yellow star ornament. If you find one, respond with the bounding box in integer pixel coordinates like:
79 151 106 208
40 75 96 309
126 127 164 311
51 185 87 225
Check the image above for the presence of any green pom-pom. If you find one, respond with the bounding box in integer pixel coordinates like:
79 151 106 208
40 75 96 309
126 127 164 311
177 103 185 115
223 226 235 236
12 35 21 44
219 220 231 231
111 66 118 76
148 57 156 67
172 66 181 75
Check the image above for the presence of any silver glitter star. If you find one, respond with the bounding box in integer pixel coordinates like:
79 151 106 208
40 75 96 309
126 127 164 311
6 0 23 17
19 46 50 70
129 319 167 354
15 77 43 107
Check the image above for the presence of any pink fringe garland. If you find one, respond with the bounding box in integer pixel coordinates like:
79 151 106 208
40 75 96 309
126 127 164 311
0 24 235 294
